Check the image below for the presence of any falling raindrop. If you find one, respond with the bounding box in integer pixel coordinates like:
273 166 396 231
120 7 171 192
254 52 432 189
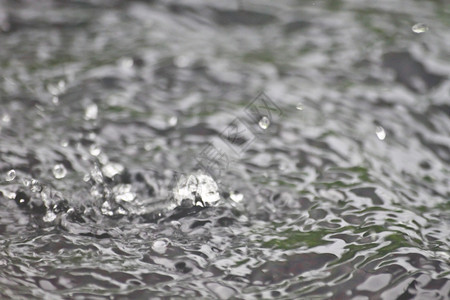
412 23 429 33
296 103 303 110
258 116 270 130
375 126 386 141
5 169 16 181
53 164 67 179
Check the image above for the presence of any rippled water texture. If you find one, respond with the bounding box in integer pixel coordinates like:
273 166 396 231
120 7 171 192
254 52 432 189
1 0 449 299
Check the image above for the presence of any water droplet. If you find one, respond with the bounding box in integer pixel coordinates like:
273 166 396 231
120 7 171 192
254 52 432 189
113 184 136 202
1 113 11 123
43 210 57 223
31 179 42 193
85 103 98 120
119 57 134 69
258 116 270 130
101 201 114 216
296 103 303 110
412 23 429 33
102 163 124 178
230 191 244 203
91 165 104 183
375 126 386 141
173 171 220 208
168 116 178 127
89 144 101 156
52 96 59 105
5 169 16 181
83 173 91 182
152 240 168 254
60 139 69 147
53 164 67 179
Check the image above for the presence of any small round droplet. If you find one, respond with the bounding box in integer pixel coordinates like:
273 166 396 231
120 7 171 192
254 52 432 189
296 103 303 110
375 126 386 141
5 169 16 181
258 116 270 130
89 144 101 156
53 164 67 179
412 23 429 33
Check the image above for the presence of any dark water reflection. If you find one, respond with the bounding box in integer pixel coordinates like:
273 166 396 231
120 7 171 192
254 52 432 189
1 0 449 299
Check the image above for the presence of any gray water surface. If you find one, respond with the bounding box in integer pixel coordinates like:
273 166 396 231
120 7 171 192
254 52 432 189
0 0 449 299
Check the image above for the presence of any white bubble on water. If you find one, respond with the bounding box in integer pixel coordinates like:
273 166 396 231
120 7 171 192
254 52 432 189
53 164 67 179
258 116 270 130
412 23 429 33
296 103 303 110
5 169 16 181
375 126 386 141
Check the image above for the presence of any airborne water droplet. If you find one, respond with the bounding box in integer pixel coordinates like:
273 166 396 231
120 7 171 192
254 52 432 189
412 23 429 33
296 103 303 110
258 116 270 130
53 164 67 179
5 169 16 181
375 126 386 141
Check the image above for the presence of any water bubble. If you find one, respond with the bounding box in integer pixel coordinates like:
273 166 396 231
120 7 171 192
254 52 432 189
102 163 124 178
258 116 270 130
412 23 429 33
296 103 303 110
53 164 67 179
113 184 136 202
52 96 59 105
230 191 244 203
375 126 386 141
89 144 101 156
5 169 16 181
85 103 98 120
173 171 220 208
